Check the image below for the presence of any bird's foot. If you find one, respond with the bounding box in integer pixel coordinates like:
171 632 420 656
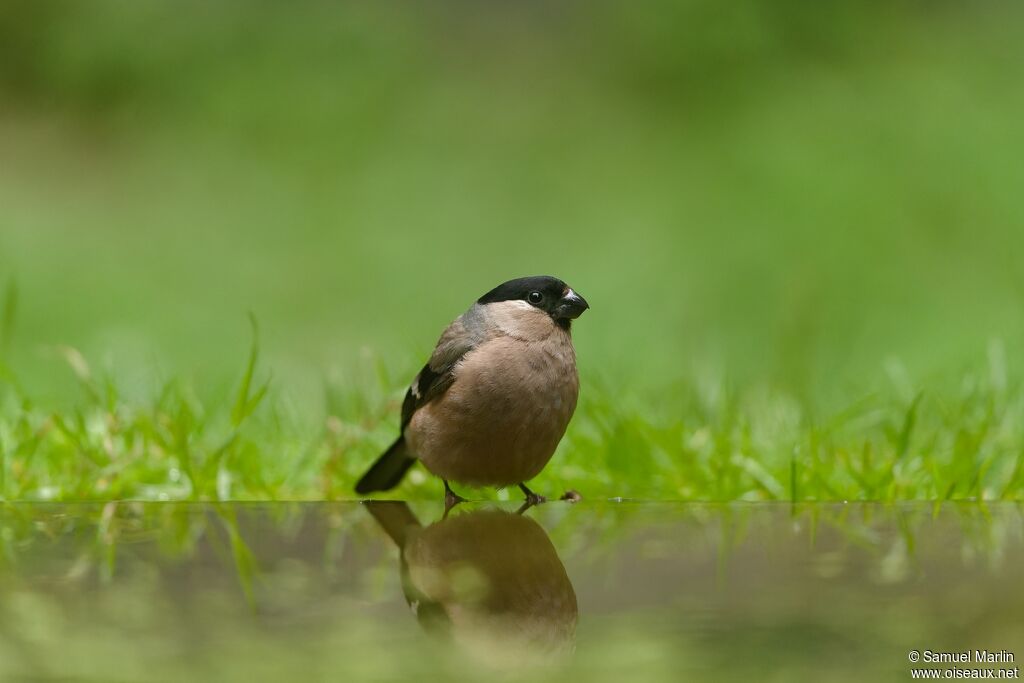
443 480 467 513
518 483 547 507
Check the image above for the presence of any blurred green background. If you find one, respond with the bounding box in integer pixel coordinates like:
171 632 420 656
4 0 1024 397
2 1 1024 500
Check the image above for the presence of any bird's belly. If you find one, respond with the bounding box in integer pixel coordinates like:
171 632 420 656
406 335 579 487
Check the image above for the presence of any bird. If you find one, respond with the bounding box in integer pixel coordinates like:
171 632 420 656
355 275 589 506
365 501 578 665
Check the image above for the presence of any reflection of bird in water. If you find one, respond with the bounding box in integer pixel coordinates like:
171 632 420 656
366 502 578 666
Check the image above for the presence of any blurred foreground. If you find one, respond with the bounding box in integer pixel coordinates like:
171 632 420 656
0 501 1021 682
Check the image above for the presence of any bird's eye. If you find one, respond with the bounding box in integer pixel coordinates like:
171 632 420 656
527 291 544 305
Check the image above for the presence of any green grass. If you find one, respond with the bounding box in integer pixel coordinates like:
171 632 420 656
1 299 1021 501
2 1 1024 502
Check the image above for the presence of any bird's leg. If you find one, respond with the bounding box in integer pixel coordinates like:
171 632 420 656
443 480 467 512
518 482 547 506
514 500 534 515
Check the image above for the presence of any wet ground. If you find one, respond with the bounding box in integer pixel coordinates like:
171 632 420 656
0 501 1021 682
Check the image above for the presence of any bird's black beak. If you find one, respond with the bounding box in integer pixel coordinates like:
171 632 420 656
554 288 589 320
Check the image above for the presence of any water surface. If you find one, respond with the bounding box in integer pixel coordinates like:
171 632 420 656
0 502 1020 682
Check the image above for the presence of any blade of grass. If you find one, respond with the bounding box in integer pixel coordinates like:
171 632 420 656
231 314 271 429
896 392 923 461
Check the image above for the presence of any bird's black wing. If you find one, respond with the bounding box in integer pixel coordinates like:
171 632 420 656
358 311 490 495
400 309 489 431
400 364 450 429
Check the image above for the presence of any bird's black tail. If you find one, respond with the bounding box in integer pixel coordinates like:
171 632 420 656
355 437 416 494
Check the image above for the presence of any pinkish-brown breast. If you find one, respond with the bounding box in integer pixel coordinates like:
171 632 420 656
405 327 579 487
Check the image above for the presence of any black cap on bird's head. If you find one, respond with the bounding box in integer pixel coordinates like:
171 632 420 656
477 276 589 327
